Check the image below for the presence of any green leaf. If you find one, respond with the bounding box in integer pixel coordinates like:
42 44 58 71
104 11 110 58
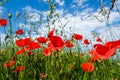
117 63 120 66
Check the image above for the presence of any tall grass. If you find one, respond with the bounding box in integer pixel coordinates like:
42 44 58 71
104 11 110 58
0 0 120 80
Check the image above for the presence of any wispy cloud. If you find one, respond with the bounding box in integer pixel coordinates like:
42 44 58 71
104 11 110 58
38 0 65 6
18 1 120 40
73 0 88 7
116 0 120 8
0 7 7 16
0 33 6 42
55 0 65 6
22 6 41 22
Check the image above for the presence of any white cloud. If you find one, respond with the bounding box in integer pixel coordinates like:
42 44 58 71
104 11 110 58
55 0 64 6
18 23 31 30
19 2 120 41
22 6 40 14
27 13 40 22
116 0 120 8
0 7 7 16
22 6 41 22
73 0 87 7
109 12 120 24
54 9 65 17
70 4 76 8
0 33 6 42
41 9 66 20
0 7 3 13
94 26 120 41
38 0 65 6
45 6 120 40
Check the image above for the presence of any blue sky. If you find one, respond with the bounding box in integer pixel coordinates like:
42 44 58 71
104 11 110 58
1 0 113 18
0 0 120 42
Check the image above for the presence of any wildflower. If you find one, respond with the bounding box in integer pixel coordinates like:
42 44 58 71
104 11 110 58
105 39 120 49
16 29 24 35
89 44 116 60
73 33 83 40
116 39 120 48
49 36 64 50
65 40 74 48
81 62 94 72
16 39 25 47
42 48 52 56
96 37 102 42
105 41 117 49
16 48 26 55
15 66 25 73
83 39 90 44
4 63 10 68
37 37 47 43
9 60 15 67
24 38 31 45
47 42 56 51
26 41 41 50
4 60 15 68
48 29 54 38
0 19 7 26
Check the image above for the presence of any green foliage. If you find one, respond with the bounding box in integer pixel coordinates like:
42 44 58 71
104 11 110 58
0 47 120 80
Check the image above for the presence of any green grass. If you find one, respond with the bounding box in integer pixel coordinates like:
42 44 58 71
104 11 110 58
0 0 120 80
0 45 120 80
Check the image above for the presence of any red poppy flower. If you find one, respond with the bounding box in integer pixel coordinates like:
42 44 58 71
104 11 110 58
4 63 9 68
9 60 15 67
105 41 116 49
37 37 46 43
47 42 56 51
42 48 52 56
26 41 41 50
49 36 64 50
48 29 54 38
89 44 116 60
16 39 25 47
15 66 25 73
73 33 83 40
105 39 120 49
65 40 74 48
115 39 120 48
16 48 26 55
4 60 15 68
81 62 94 72
83 39 90 44
96 37 102 42
16 29 24 35
24 38 31 45
0 19 7 26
